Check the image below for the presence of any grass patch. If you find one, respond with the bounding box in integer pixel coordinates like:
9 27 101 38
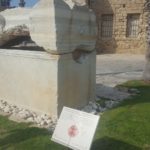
0 116 66 150
0 80 150 150
92 80 150 150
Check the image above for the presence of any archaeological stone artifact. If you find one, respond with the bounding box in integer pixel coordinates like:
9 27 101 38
0 0 97 118
29 0 96 54
143 0 150 80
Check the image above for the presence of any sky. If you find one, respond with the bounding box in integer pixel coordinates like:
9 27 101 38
11 0 39 7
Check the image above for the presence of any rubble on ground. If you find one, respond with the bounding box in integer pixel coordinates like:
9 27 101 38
0 99 56 131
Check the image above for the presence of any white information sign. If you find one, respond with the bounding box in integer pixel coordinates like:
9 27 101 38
51 107 100 150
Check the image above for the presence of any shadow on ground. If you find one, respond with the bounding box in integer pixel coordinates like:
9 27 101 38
91 137 141 150
96 80 150 107
0 127 48 147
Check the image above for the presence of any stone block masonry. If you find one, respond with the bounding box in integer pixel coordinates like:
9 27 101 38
92 0 147 54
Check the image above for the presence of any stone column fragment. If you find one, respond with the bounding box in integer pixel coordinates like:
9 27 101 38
0 0 97 117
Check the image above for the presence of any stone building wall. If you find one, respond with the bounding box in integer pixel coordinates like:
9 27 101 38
92 0 147 54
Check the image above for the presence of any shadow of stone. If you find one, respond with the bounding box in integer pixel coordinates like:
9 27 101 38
118 85 150 107
1 36 45 51
96 81 150 110
0 127 49 147
91 137 142 150
96 83 130 101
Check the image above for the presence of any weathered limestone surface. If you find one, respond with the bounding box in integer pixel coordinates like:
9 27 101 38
0 49 96 117
0 0 97 54
29 0 97 54
0 0 97 117
0 8 31 30
0 8 30 46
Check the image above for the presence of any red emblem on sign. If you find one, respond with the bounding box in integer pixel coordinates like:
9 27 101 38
68 125 79 138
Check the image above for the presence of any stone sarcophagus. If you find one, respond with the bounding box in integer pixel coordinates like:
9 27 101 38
0 0 97 118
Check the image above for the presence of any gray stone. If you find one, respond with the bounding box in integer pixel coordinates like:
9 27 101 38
27 117 34 122
35 116 42 124
82 105 93 113
12 108 19 114
46 119 52 125
0 103 4 109
4 106 11 113
40 121 47 126
0 0 96 119
18 113 28 119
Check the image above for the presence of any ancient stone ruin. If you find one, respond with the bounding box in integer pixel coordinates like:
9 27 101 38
143 0 150 80
0 0 97 118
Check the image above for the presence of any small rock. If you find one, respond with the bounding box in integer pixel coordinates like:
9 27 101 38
32 113 37 118
40 121 47 126
35 116 42 123
1 100 7 105
0 103 4 109
0 100 55 129
12 108 19 114
46 119 52 125
4 106 12 113
117 87 129 92
18 113 28 119
105 100 115 109
91 110 97 115
27 117 34 122
82 105 93 113
92 103 98 110
41 114 49 120
129 88 140 94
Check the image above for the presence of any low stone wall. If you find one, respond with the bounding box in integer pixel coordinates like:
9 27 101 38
0 49 96 118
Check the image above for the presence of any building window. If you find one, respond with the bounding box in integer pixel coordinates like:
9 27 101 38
126 14 140 38
101 14 113 38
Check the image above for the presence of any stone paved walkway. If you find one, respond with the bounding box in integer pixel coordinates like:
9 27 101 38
96 54 145 99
